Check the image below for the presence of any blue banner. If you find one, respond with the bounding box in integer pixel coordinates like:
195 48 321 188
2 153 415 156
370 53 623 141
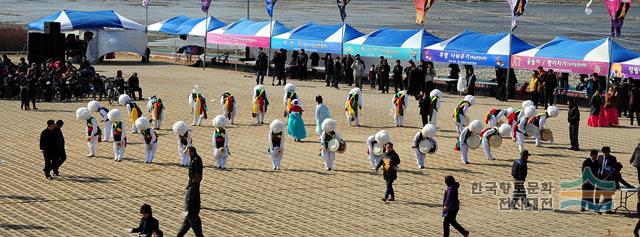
422 49 509 68
271 38 342 54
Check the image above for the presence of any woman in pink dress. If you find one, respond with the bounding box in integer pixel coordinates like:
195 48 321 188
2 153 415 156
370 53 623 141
588 91 603 127
600 87 619 126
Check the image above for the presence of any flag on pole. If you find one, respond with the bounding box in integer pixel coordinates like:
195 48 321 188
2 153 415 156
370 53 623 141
585 0 593 15
337 0 351 22
202 0 212 13
414 0 435 26
507 0 528 31
142 0 150 8
604 0 631 37
266 0 277 17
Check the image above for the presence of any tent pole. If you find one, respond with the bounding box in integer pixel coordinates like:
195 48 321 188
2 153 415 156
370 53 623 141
247 0 250 19
268 12 274 84
505 29 513 102
203 13 209 70
341 20 346 58
606 37 612 90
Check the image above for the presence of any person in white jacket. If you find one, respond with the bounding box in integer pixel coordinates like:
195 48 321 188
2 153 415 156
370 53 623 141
320 118 341 171
527 106 559 147
118 94 142 134
188 85 208 126
351 55 366 89
108 109 126 162
268 119 286 170
315 96 332 137
345 88 363 127
220 92 236 125
392 90 408 127
480 123 511 160
252 85 269 124
147 95 165 129
456 120 483 164
88 100 111 142
212 115 230 169
135 117 158 164
428 89 443 126
76 107 100 157
366 130 391 169
412 124 437 169
484 107 512 128
452 95 476 135
172 121 192 167
515 106 537 152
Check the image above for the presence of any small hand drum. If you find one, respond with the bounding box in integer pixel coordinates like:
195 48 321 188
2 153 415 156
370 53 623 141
541 129 553 141
418 139 432 154
488 134 502 147
337 139 347 153
328 138 340 152
467 135 481 149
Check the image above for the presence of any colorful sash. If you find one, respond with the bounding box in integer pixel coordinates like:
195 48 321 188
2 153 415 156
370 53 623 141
527 113 547 127
430 96 439 114
272 132 282 147
112 122 123 142
152 99 163 120
86 117 95 136
452 101 470 123
128 102 141 124
253 89 269 114
286 91 298 112
142 128 156 144
507 109 522 125
393 92 406 116
214 128 226 148
193 94 207 119
346 93 359 117
224 96 234 113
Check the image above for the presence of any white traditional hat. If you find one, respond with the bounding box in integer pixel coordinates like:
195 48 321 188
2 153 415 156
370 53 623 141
135 117 150 131
421 124 436 138
505 107 514 116
469 120 483 134
172 121 188 135
118 94 131 105
76 107 90 120
464 95 476 105
547 106 559 118
88 100 101 112
270 119 285 133
284 83 296 92
107 109 122 122
522 100 534 109
213 115 227 128
322 118 336 132
374 130 391 145
429 89 443 98
524 106 537 118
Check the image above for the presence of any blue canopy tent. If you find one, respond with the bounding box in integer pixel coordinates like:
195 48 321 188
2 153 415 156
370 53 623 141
422 30 534 68
147 15 191 35
175 16 226 37
271 23 364 54
27 10 145 31
207 19 290 48
512 37 639 74
344 28 442 61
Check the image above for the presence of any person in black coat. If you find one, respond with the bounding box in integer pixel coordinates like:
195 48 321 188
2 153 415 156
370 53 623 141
442 175 469 237
596 146 617 214
464 66 476 96
375 142 400 203
323 54 334 87
296 49 308 80
52 120 66 176
581 150 600 211
392 60 403 93
129 204 161 237
567 99 580 151
418 93 431 126
256 51 268 85
630 143 640 185
177 146 204 237
333 57 342 89
39 120 58 179
511 150 530 209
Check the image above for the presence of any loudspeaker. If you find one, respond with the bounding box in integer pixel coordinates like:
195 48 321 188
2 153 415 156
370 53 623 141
44 22 61 34
28 32 65 64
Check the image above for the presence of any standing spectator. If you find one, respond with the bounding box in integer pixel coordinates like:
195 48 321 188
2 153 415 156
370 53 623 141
351 55 366 89
380 59 390 94
375 142 400 203
415 60 426 96
447 63 460 91
323 54 334 87
128 72 142 100
405 60 418 96
507 69 518 100
19 77 29 110
529 71 541 107
629 143 640 185
424 62 436 96
568 99 580 151
376 57 385 91
39 120 58 180
256 51 268 85
333 57 342 89
616 79 630 118
128 204 161 237
368 65 376 90
596 146 617 214
495 67 507 101
270 51 279 85
588 91 603 127
276 49 287 85
630 79 640 126
52 120 66 176
511 150 530 209
27 74 38 110
418 93 431 126
442 175 469 237
310 52 320 67
296 49 308 80
344 54 354 86
177 147 204 237
392 60 404 93
544 69 557 108
558 72 570 104
581 150 599 211
464 66 476 96
536 67 547 108
635 188 640 237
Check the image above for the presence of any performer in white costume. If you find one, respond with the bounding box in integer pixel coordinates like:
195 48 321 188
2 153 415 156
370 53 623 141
452 95 475 134
514 106 537 152
107 109 126 162
188 85 208 126
320 118 341 171
268 119 286 170
147 95 165 129
527 106 559 147
345 88 363 127
252 85 269 124
118 94 142 134
76 107 100 157
507 100 534 140
428 89 443 126
366 130 391 169
134 117 157 164
88 100 111 142
172 121 192 167
455 120 483 164
484 107 512 128
391 90 408 127
480 123 512 160
220 92 236 125
212 115 230 169
283 83 298 118
412 124 438 169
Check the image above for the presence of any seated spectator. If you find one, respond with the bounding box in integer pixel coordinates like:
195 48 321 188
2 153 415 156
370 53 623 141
128 204 162 237
128 72 142 100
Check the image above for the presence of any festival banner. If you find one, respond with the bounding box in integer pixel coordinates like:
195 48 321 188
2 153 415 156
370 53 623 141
337 0 351 22
344 44 422 61
206 33 271 48
271 38 342 54
202 0 212 13
423 49 510 68
266 0 277 17
510 55 609 75
414 0 435 25
507 0 528 30
611 62 640 79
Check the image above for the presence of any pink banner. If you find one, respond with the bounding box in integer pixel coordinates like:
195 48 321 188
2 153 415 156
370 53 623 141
206 33 271 48
511 55 609 75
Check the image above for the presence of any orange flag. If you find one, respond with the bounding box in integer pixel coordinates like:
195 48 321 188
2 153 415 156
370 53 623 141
414 0 435 25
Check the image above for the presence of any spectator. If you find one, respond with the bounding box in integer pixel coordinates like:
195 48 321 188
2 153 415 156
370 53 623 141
296 49 308 80
351 55 365 89
464 66 476 96
344 54 354 86
368 65 376 90
581 150 599 211
52 120 66 176
128 72 142 100
596 146 617 214
442 175 469 237
568 99 580 151
323 54 334 87
115 70 126 95
39 120 58 180
544 69 557 108
630 143 640 185
379 59 390 94
424 61 436 96
630 79 640 126
392 60 404 93
333 57 341 89
447 63 460 91
310 52 320 67
128 204 161 237
256 51 268 85
177 146 204 237
511 150 530 209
